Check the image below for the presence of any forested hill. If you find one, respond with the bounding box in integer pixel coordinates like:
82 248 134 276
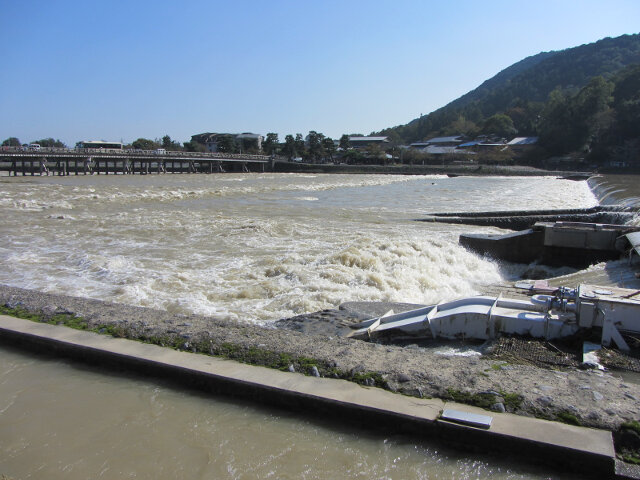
379 33 640 144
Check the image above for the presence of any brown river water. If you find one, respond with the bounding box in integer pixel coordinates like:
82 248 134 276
0 346 583 479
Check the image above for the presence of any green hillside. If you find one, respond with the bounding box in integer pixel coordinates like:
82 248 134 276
379 33 640 145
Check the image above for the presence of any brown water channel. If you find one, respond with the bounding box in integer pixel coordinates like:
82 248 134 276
0 345 585 480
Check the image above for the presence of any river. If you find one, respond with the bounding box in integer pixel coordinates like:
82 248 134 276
0 173 598 323
0 345 583 479
0 174 601 479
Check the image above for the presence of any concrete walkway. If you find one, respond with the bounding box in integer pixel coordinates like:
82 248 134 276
0 315 617 478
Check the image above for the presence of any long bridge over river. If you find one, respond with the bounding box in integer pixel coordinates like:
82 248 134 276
0 148 276 176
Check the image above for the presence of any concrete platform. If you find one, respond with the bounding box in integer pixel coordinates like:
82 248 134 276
0 315 617 478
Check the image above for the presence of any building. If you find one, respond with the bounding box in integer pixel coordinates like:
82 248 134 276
234 133 263 152
77 141 124 150
348 136 390 149
423 136 464 146
192 133 263 153
409 136 465 151
506 137 539 150
506 137 538 146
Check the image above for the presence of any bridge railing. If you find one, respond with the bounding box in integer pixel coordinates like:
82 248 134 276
0 146 272 160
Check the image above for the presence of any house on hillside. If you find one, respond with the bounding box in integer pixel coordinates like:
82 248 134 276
409 136 465 151
424 135 464 146
423 146 465 155
457 137 511 152
348 136 390 149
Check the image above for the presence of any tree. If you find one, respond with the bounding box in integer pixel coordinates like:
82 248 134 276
322 137 336 162
448 115 479 137
131 138 159 150
183 140 205 152
504 101 545 135
216 135 236 153
482 114 517 137
282 134 296 158
538 89 574 154
161 135 182 151
294 133 306 158
539 77 615 155
365 143 386 164
573 76 614 120
613 65 640 139
33 138 66 148
342 149 364 164
263 133 279 155
306 131 325 161
238 137 259 153
2 137 21 147
339 134 350 150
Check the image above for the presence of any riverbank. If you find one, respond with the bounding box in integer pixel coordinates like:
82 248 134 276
1 284 638 434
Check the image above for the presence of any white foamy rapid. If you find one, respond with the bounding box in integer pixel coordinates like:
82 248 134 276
0 174 598 323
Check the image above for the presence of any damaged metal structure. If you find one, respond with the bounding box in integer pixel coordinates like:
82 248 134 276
348 283 640 351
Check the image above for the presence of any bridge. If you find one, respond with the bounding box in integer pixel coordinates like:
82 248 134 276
0 148 276 176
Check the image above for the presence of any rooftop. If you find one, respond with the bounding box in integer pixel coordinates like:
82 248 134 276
425 136 464 144
349 136 389 142
507 137 539 145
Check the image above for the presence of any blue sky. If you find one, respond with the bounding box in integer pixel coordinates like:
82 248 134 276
1 0 639 146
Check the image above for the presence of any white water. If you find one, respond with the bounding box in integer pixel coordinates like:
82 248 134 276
0 174 598 322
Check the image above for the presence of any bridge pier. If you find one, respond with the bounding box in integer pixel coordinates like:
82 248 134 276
54 159 67 176
39 159 49 176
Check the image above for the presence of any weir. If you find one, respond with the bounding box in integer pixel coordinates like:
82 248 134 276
419 206 635 230
459 221 638 267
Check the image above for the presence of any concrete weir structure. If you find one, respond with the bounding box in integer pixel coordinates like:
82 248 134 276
420 206 635 231
0 315 621 478
459 221 638 268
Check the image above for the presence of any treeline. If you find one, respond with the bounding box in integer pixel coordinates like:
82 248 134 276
1 137 66 148
264 132 343 162
257 132 392 164
0 135 185 151
128 135 183 151
541 65 640 164
188 132 354 163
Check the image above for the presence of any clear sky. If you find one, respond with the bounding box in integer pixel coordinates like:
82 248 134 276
1 0 639 146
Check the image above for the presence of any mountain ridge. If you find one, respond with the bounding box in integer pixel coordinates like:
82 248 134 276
379 33 640 143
